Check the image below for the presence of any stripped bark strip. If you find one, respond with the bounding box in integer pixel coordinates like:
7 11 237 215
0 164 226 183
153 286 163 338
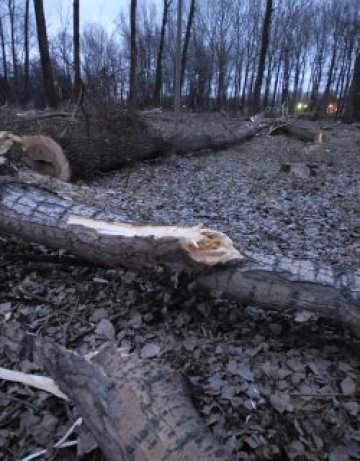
0 182 359 335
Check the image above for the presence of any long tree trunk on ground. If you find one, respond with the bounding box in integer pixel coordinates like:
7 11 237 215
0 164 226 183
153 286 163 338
250 0 273 114
153 0 171 105
33 0 58 108
5 116 264 180
129 0 137 109
23 0 30 103
343 53 360 123
180 0 196 90
73 0 81 101
0 183 359 336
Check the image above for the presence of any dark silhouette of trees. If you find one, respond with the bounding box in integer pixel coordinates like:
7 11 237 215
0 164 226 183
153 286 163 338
250 0 273 114
181 0 196 89
23 0 30 103
154 0 172 105
33 0 58 108
73 0 81 100
129 0 137 108
343 53 360 123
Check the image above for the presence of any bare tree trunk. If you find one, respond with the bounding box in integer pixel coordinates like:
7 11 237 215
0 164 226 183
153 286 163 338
180 0 196 90
33 0 59 108
0 17 8 88
322 41 337 108
73 0 81 101
129 0 137 109
23 0 30 103
8 0 18 96
250 0 273 114
153 0 171 105
343 53 360 123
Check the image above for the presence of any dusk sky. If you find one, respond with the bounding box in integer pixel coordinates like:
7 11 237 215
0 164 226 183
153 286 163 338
43 0 162 35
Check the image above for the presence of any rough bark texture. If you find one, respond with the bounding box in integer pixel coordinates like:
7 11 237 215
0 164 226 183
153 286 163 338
7 112 264 180
23 0 30 103
33 0 58 108
270 122 330 143
129 0 138 109
153 0 171 105
250 0 273 115
0 182 359 335
1 324 226 461
73 0 81 101
181 0 196 90
343 53 360 123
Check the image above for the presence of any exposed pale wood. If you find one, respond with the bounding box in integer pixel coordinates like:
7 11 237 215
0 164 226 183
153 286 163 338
1 323 226 461
0 182 359 335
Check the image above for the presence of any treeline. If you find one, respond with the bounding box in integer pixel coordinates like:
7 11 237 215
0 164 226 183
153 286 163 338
0 0 359 114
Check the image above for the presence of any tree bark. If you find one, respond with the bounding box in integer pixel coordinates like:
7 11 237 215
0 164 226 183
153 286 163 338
8 0 18 96
1 324 226 461
153 0 171 106
0 17 9 99
0 183 359 335
129 0 137 109
23 0 30 103
73 0 81 101
33 0 59 108
11 113 264 180
180 0 196 90
250 0 273 115
270 122 330 143
343 53 360 123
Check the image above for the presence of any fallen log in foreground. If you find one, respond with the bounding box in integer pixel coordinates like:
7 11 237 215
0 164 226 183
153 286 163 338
0 182 359 335
2 323 225 461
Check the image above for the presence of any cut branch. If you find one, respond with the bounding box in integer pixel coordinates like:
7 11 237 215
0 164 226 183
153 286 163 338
1 323 226 461
0 182 359 335
270 122 330 143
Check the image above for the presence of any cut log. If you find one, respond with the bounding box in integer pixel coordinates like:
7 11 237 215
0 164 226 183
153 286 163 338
2 323 226 461
0 182 359 335
4 108 265 181
270 122 330 143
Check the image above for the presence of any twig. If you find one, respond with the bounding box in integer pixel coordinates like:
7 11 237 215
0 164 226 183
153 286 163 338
0 391 38 411
20 418 82 461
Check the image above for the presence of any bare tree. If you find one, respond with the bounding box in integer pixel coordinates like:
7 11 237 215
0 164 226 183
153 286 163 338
33 0 58 108
7 0 17 94
180 0 196 89
23 0 30 102
343 53 360 123
250 0 273 114
73 0 81 100
129 0 137 108
153 0 172 105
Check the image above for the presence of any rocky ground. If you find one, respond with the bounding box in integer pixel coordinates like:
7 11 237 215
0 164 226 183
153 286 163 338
0 114 359 460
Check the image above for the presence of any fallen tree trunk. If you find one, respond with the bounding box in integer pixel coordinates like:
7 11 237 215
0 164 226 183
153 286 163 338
2 323 225 461
270 122 330 143
0 182 359 335
4 109 265 181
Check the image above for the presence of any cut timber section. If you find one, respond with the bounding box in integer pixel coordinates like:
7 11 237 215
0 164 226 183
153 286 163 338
0 182 359 336
2 323 226 461
67 215 243 266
